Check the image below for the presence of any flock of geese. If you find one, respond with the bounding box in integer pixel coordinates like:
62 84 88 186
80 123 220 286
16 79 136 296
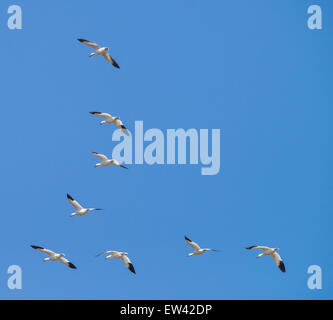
30 38 286 275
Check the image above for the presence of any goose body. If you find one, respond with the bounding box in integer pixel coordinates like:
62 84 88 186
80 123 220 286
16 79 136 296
97 250 135 274
185 236 217 256
90 112 129 136
92 152 128 169
67 194 102 217
246 245 286 272
78 38 120 68
31 245 77 269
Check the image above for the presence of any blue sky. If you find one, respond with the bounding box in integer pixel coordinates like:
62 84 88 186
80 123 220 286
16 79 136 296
0 0 332 299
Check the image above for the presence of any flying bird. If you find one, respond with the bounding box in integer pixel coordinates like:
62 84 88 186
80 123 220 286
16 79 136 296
246 246 286 272
31 245 77 269
184 236 217 256
97 250 135 274
92 152 128 169
67 193 103 217
90 112 129 136
77 38 120 68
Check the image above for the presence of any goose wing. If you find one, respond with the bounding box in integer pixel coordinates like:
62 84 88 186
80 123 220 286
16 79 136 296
185 236 201 252
272 252 286 272
77 38 100 50
92 152 108 161
67 194 83 211
96 250 119 257
121 255 136 274
90 112 113 121
114 119 129 136
59 256 77 269
31 245 56 257
103 52 120 69
246 245 271 251
112 159 128 169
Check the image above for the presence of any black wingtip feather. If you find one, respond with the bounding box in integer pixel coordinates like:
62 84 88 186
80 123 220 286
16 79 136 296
68 262 77 269
128 263 136 274
77 38 87 43
112 60 120 69
31 245 43 250
67 193 74 201
184 236 191 242
246 246 257 250
279 261 286 272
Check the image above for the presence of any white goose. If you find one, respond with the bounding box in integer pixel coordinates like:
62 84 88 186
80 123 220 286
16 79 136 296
77 38 120 68
97 250 136 274
246 245 286 272
31 245 77 269
185 236 217 256
90 112 129 136
92 152 128 169
67 194 103 217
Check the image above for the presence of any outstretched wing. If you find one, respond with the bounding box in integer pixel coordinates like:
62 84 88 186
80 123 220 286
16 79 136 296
272 252 286 272
96 250 119 257
59 256 77 269
103 52 120 69
246 245 270 251
112 160 128 169
92 152 108 161
90 112 113 121
77 38 100 50
185 236 201 252
67 194 83 211
31 245 56 257
114 119 129 136
121 255 136 274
